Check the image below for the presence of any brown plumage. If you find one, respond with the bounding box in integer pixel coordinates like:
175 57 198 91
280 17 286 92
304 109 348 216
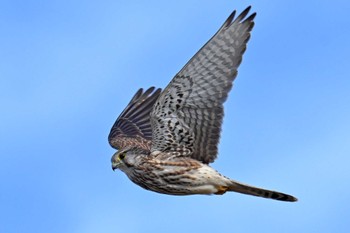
109 6 297 202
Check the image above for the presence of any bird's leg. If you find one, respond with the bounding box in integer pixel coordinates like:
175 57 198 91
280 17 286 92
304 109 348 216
214 186 229 195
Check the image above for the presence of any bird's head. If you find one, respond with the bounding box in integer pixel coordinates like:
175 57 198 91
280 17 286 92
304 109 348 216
111 148 144 172
111 150 128 171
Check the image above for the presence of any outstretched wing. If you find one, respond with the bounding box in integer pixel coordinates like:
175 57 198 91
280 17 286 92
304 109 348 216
150 6 256 163
109 87 162 151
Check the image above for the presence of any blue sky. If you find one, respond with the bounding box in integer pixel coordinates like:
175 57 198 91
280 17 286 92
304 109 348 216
1 0 350 232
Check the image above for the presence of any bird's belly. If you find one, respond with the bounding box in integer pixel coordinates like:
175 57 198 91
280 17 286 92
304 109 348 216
128 164 229 195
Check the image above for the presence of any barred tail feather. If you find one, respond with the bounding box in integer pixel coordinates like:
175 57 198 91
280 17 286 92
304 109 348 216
228 180 297 202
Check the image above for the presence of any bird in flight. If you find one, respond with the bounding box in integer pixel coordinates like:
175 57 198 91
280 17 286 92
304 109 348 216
108 6 297 202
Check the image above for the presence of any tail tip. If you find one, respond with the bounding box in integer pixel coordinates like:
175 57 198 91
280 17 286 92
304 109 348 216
278 194 298 202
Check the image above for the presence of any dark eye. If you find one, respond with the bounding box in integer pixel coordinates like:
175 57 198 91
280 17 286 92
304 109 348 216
119 152 125 160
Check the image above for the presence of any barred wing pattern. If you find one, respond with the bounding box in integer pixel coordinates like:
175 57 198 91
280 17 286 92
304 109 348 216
108 87 162 151
150 7 256 163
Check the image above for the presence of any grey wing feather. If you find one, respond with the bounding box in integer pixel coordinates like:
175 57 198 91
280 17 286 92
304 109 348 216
150 7 256 163
109 87 162 150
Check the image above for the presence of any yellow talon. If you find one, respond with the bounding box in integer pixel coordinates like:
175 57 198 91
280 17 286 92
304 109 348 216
215 186 229 195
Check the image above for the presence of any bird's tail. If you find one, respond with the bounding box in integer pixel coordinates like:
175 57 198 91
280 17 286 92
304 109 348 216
228 180 297 202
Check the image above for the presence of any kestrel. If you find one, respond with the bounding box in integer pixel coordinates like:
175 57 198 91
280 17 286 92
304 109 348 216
108 6 297 202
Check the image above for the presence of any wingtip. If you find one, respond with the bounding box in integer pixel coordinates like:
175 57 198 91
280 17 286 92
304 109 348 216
223 10 236 28
222 6 256 30
155 87 162 95
144 86 162 96
244 12 257 23
146 86 155 92
235 5 254 22
143 87 155 96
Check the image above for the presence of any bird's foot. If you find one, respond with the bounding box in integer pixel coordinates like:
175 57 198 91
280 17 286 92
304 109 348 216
214 186 229 195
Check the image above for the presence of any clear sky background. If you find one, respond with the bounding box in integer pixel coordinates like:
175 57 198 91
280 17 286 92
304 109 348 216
1 0 350 232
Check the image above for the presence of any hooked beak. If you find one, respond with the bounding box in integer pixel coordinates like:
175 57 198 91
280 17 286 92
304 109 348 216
111 159 121 171
111 152 122 171
112 163 118 171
